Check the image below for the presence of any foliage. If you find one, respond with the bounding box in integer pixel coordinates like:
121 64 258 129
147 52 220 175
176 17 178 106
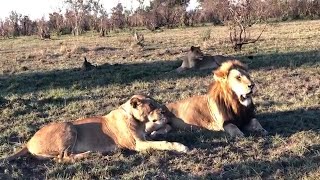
0 0 319 38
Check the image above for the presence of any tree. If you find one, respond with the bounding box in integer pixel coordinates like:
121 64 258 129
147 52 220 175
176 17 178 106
48 12 67 35
143 0 190 29
90 0 109 36
228 0 266 51
199 0 229 24
8 11 21 37
20 16 34 36
110 3 126 29
64 0 91 35
37 17 51 39
0 19 11 38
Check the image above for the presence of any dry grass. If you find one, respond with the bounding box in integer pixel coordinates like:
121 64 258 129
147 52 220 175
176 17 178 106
0 20 319 179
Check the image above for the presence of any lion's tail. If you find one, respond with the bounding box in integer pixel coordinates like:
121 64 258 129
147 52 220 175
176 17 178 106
1 146 29 162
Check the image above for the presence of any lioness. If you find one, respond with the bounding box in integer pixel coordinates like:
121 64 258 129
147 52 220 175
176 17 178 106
175 46 234 73
168 60 268 137
2 95 188 162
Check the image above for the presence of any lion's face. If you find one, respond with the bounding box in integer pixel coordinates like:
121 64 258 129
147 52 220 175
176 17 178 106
145 108 169 134
189 46 204 60
213 60 254 107
228 68 255 106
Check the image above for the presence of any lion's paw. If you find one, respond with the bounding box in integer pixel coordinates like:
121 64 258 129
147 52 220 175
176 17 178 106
259 129 268 136
229 130 245 138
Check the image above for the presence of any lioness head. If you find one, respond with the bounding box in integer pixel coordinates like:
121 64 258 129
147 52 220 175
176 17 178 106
213 60 254 106
145 107 169 134
188 46 204 60
122 95 169 123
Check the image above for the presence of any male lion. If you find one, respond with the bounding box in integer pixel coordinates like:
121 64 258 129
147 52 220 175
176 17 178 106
175 46 234 73
168 60 268 137
2 95 188 162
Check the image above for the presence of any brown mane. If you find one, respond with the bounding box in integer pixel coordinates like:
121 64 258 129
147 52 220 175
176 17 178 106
208 60 255 127
167 59 267 136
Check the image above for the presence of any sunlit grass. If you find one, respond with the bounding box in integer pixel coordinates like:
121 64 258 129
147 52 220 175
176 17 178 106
0 20 319 179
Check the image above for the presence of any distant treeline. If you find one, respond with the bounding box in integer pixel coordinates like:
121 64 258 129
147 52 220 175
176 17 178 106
0 0 319 38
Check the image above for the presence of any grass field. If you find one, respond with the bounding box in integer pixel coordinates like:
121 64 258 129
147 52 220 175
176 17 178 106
0 20 319 179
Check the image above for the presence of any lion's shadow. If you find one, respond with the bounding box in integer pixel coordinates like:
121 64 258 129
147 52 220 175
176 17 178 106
1 108 318 179
0 50 318 97
212 153 320 179
257 107 320 137
157 107 319 150
161 108 320 179
240 50 319 70
0 148 197 179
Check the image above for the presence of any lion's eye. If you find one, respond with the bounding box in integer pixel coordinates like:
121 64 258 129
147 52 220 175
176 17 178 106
236 76 241 80
152 119 157 123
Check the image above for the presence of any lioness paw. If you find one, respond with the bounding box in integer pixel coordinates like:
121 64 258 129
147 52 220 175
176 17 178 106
149 131 158 139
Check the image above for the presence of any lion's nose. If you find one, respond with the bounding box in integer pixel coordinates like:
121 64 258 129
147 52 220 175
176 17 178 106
248 84 255 89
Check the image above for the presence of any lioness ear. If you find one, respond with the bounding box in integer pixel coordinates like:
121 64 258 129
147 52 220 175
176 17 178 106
130 97 141 108
190 46 195 51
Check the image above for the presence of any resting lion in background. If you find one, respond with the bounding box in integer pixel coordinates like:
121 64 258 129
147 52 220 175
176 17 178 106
2 95 188 162
175 46 234 73
168 60 268 137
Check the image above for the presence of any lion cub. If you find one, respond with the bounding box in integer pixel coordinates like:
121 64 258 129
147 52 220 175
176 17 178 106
176 46 234 73
2 95 188 162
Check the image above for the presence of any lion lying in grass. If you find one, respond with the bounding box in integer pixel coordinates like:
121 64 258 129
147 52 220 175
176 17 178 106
168 60 268 137
2 95 188 162
175 46 234 73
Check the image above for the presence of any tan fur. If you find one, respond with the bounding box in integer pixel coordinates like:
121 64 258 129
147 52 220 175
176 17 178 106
168 60 268 137
176 46 234 73
143 106 175 139
2 95 188 162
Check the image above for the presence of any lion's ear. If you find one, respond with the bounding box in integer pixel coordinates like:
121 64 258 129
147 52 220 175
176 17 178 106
213 70 227 82
130 97 141 108
190 46 195 51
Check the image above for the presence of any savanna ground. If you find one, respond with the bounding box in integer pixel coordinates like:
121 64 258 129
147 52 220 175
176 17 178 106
0 20 319 179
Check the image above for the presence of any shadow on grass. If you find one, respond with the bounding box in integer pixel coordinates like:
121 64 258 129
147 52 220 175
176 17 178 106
186 108 320 179
0 60 208 96
0 50 319 97
216 154 320 179
242 50 319 70
1 108 319 179
257 107 320 137
159 107 319 151
0 157 50 179
0 150 196 179
213 108 320 178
